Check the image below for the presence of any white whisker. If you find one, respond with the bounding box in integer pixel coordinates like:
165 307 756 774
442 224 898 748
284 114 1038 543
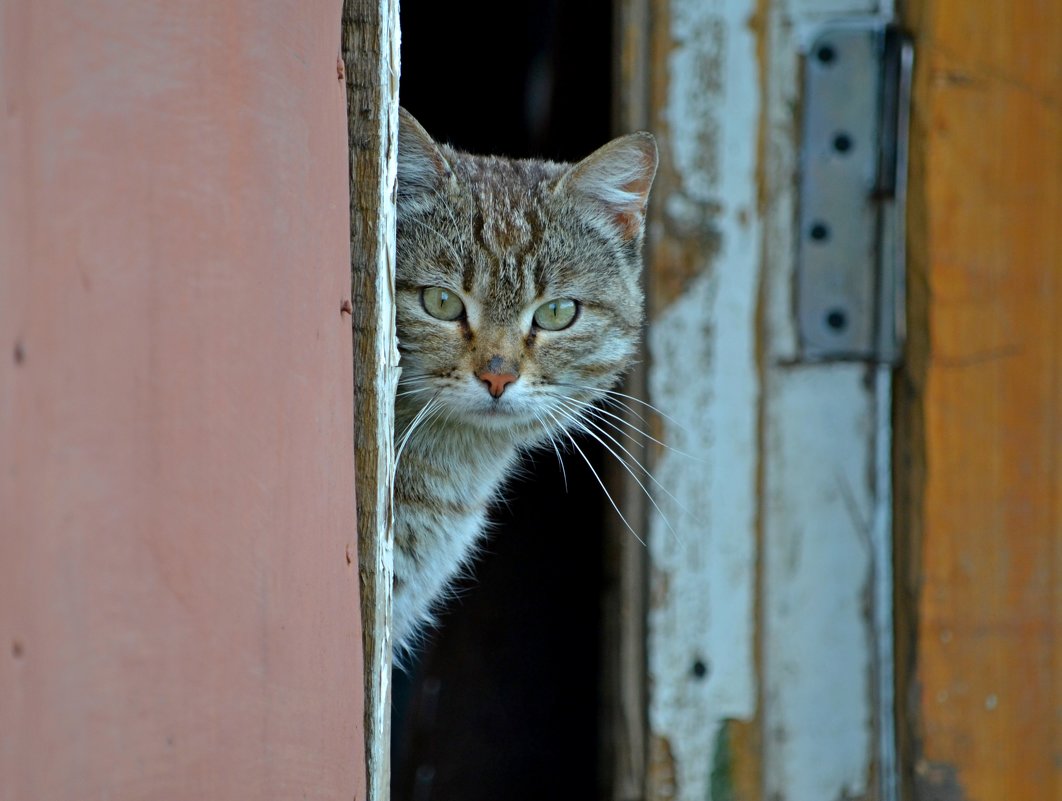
549 400 683 543
558 382 692 434
555 399 684 500
532 409 569 491
396 386 437 399
577 400 704 462
544 409 646 547
395 395 443 466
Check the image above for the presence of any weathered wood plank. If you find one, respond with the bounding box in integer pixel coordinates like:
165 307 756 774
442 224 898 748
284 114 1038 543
758 5 897 800
342 1 401 798
627 0 898 798
636 1 762 799
898 1 1061 798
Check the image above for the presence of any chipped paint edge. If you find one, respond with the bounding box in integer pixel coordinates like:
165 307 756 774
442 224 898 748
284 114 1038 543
644 1 762 798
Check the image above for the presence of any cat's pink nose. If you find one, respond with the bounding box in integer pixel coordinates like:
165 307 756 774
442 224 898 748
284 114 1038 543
477 371 518 399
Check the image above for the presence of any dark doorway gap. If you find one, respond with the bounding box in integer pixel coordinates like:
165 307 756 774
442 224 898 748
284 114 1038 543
393 1 613 800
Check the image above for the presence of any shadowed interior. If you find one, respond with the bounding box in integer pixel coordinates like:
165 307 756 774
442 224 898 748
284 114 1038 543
392 1 614 799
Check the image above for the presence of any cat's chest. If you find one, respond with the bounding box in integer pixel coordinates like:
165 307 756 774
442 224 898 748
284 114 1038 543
392 426 519 550
390 426 520 645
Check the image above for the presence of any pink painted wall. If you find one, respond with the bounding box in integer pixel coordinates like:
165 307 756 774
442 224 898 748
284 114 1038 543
0 2 364 798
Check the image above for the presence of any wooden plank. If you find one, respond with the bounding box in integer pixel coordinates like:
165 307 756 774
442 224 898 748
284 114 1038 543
758 6 898 800
626 0 899 798
898 1 1062 799
341 2 401 799
0 1 363 797
635 1 762 799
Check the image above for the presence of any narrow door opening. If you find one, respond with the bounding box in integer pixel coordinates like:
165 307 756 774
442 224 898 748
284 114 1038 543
392 2 614 799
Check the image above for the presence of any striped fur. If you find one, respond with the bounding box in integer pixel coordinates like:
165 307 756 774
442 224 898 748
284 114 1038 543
391 109 657 657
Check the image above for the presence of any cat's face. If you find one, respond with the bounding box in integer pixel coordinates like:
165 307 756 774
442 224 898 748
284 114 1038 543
394 110 657 435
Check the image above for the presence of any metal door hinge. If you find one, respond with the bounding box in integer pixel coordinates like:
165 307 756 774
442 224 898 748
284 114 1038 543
796 23 913 363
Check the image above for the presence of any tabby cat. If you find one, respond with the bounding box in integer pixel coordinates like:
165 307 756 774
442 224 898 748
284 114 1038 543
392 109 657 657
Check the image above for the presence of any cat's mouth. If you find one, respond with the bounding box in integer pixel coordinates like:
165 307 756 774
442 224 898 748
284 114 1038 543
470 397 528 422
456 390 542 429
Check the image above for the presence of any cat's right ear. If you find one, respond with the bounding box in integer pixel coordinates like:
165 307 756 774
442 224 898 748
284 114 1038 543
555 131 658 242
397 108 452 214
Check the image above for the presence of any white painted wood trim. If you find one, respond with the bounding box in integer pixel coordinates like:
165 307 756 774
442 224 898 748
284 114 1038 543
643 1 761 797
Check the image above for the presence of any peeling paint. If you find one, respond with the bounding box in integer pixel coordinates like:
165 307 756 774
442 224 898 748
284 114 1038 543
914 760 969 801
645 1 761 799
648 211 721 315
666 9 726 199
645 0 742 312
650 735 680 801
643 0 892 799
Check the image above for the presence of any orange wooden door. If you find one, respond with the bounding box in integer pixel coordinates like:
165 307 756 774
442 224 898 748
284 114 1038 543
898 1 1062 799
0 2 365 798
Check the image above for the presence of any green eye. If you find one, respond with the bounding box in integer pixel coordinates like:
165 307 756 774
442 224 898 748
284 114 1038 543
532 298 578 331
421 286 465 321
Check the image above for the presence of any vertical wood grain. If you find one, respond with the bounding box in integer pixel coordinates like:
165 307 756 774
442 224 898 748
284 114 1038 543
342 1 401 799
898 1 1062 798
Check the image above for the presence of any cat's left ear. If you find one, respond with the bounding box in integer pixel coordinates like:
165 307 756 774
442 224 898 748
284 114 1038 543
556 132 658 241
397 108 453 214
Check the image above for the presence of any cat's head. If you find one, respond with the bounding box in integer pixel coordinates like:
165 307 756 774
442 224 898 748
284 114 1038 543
394 108 657 435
